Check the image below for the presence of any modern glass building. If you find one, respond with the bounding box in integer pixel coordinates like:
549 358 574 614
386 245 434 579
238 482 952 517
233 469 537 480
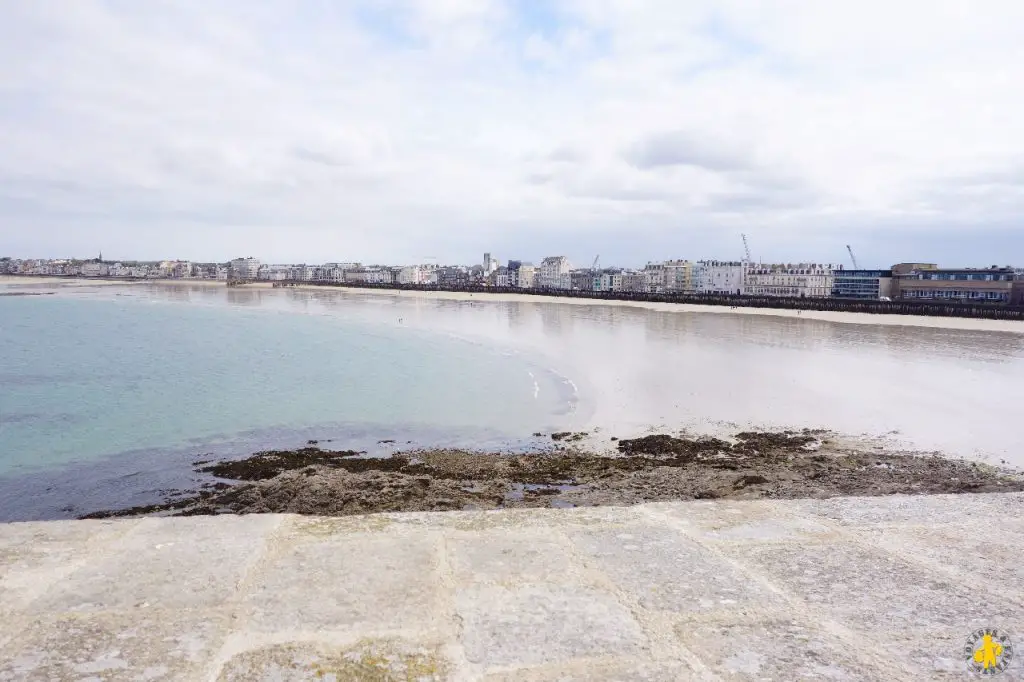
831 270 893 299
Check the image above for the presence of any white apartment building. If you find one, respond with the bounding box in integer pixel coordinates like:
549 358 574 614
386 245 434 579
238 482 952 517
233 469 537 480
346 267 393 284
596 271 623 292
257 265 293 281
397 265 429 285
693 261 746 295
664 260 694 293
516 264 536 288
745 263 835 298
320 263 359 283
483 253 499 275
538 256 572 289
642 262 667 292
80 262 109 277
229 257 260 280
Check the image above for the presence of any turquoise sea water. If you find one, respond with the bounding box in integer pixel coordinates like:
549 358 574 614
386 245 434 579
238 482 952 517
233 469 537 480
0 284 574 518
4 279 1024 521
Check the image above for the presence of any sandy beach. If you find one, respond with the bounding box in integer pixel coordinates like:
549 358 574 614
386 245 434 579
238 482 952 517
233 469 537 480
6 275 1020 334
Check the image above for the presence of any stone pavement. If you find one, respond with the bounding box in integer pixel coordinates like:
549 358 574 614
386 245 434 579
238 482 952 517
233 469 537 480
1 493 1022 681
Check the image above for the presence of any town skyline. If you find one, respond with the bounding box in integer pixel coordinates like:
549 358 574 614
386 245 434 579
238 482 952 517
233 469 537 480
6 253 1022 305
3 233 1022 274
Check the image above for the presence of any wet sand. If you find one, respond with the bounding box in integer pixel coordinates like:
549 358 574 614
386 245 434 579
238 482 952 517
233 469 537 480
82 430 1024 519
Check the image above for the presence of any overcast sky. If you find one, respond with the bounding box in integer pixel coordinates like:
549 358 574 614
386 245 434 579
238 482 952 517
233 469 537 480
2 1 1023 268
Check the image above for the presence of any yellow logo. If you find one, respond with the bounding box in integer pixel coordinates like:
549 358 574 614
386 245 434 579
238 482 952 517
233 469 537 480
965 628 1014 676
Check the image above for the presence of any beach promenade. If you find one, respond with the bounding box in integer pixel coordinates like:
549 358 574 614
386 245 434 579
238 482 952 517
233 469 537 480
1 493 1021 680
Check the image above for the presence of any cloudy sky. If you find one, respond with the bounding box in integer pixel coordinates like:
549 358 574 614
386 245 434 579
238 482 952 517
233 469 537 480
2 1 1023 268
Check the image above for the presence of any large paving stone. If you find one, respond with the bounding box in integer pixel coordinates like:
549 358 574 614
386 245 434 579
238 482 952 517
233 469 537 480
795 493 1024 527
215 638 450 681
0 520 135 612
446 531 579 586
456 584 647 669
870 625 1024 680
0 608 227 681
481 658 704 681
727 540 1020 632
674 618 887 681
30 515 281 613
650 500 838 543
240 530 443 634
853 523 1024 597
571 525 781 613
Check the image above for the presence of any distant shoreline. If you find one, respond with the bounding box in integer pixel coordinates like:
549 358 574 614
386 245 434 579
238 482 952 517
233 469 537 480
4 274 1024 333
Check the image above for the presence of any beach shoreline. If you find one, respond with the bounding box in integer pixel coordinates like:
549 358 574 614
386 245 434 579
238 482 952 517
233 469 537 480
81 428 1024 520
4 274 1023 333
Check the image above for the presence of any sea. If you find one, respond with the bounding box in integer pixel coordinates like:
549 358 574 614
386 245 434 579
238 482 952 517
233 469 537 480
3 278 1024 521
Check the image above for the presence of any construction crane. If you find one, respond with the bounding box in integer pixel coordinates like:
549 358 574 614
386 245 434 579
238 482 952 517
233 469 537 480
592 254 600 272
846 245 859 270
741 234 752 264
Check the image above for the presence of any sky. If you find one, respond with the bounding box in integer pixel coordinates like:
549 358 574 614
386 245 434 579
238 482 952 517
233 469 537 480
2 1 1023 269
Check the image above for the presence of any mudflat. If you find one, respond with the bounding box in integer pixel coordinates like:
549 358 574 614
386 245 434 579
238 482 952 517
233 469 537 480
83 429 1024 519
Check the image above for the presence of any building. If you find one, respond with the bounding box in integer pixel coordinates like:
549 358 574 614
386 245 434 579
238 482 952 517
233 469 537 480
320 262 359 283
596 270 623 292
642 262 667 292
831 268 894 299
257 264 294 281
570 270 596 291
891 263 937 276
483 253 499 275
516 263 536 288
506 260 522 287
619 271 647 293
892 266 1017 303
663 260 694 293
229 257 260 280
490 266 511 287
80 262 109 277
744 263 834 298
537 256 572 289
436 266 471 288
397 265 429 285
693 261 745 295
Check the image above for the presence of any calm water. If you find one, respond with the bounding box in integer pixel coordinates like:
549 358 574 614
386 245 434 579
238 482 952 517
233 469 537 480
3 280 1024 520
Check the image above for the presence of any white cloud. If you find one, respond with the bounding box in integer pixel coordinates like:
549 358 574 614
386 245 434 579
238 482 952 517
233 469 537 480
1 0 1023 265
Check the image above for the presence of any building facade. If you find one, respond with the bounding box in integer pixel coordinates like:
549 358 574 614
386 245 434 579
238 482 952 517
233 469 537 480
596 270 623 292
619 272 647 293
642 262 667 292
516 263 536 288
538 256 572 289
663 260 693 293
745 263 834 298
229 257 260 280
892 266 1017 303
693 261 745 295
570 270 596 291
831 269 893 299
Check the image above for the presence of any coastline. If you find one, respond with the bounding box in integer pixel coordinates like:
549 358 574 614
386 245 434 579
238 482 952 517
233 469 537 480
81 428 1024 520
4 275 1023 333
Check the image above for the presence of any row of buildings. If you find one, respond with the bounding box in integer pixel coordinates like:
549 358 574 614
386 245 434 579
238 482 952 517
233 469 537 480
3 254 1023 304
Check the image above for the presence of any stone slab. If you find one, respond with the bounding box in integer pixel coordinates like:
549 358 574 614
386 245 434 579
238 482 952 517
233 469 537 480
455 584 647 669
0 493 1022 680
